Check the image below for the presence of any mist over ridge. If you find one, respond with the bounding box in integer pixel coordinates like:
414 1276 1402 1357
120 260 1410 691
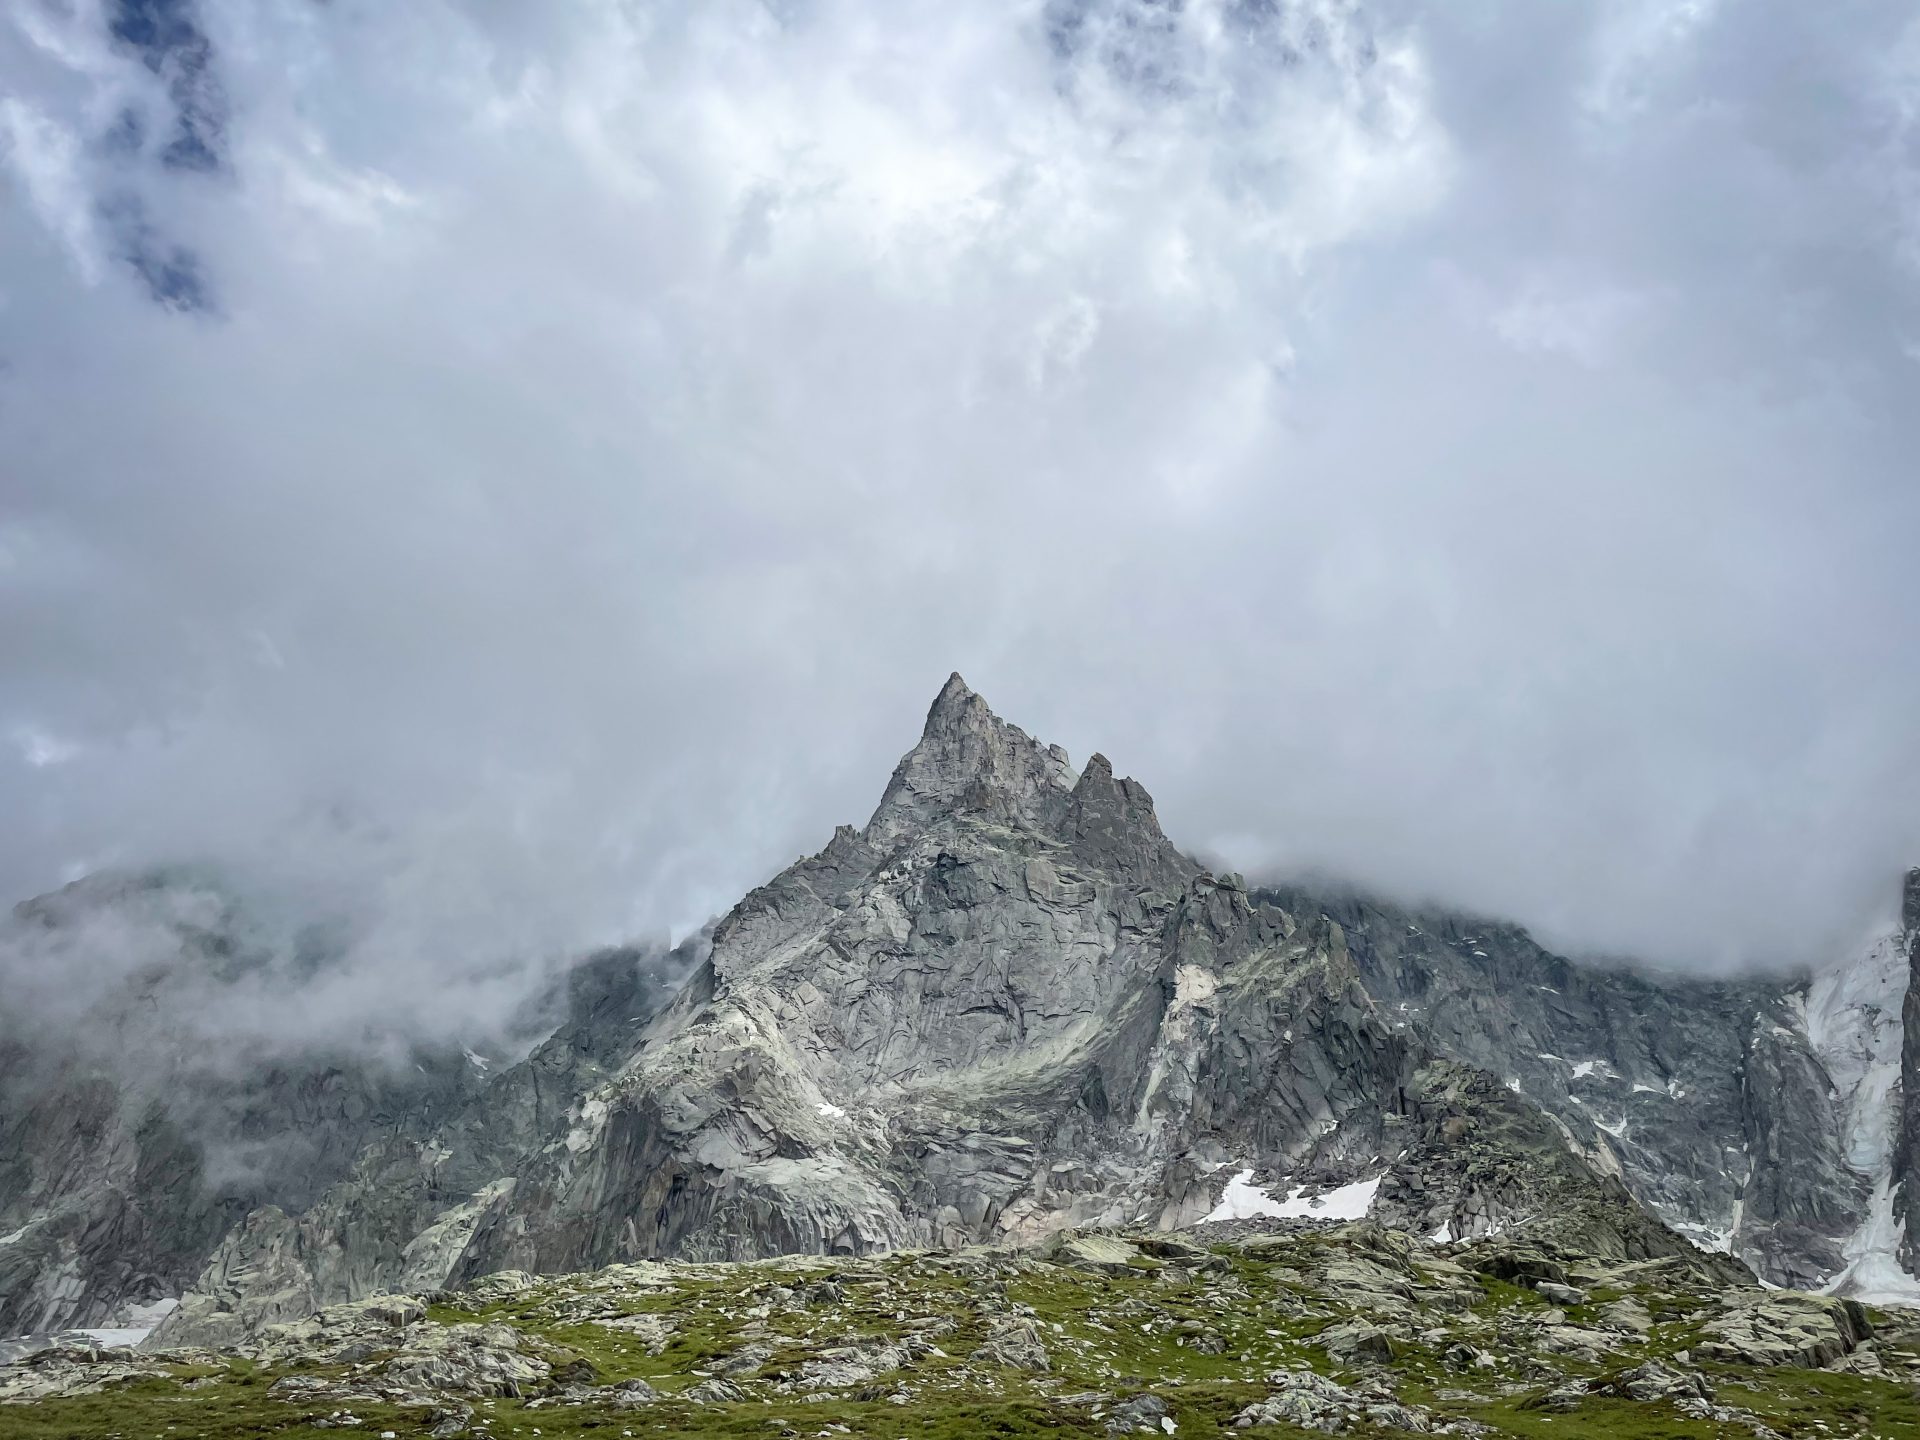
3 0 1918 1032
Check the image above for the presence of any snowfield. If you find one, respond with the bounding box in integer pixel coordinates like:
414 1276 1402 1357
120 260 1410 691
1803 931 1920 1306
1202 1169 1383 1224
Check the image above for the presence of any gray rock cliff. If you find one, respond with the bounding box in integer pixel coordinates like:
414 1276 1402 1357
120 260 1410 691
3 677 1914 1349
1897 868 1920 1273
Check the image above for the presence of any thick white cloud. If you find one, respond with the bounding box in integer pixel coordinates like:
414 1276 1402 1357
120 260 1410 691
2 0 1917 1042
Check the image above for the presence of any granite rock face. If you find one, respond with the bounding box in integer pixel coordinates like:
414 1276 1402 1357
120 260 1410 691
1898 868 1920 1276
1271 872 1915 1295
3 677 1916 1347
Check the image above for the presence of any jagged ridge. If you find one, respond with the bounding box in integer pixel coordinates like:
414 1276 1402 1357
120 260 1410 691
1 676 1914 1351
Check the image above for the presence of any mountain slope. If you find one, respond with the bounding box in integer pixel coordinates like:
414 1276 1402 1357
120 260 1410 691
1282 882 1899 1288
151 677 1784 1340
0 873 488 1339
3 676 1914 1351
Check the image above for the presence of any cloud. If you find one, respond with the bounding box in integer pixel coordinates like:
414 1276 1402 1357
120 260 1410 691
0 95 104 283
105 0 228 175
0 0 1916 1047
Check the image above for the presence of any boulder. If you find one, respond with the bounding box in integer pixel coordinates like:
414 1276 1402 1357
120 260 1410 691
1597 1297 1652 1334
1232 1369 1433 1434
1697 1292 1872 1368
1050 1234 1147 1275
976 1319 1050 1372
1105 1393 1172 1434
600 1378 658 1408
1318 1320 1393 1366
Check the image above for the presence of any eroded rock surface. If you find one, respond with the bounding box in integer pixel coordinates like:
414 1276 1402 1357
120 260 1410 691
6 677 1918 1348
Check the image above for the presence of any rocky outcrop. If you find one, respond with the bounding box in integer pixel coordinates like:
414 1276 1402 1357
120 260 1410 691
864 672 1076 848
1898 868 1920 1274
1738 1011 1871 1288
1698 1291 1874 1368
1375 1062 1748 1281
1230 1369 1437 1433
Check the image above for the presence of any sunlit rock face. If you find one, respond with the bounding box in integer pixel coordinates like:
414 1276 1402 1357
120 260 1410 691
3 677 1914 1347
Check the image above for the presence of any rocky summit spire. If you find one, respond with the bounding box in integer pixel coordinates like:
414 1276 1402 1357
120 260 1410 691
1057 751 1193 890
862 673 1078 848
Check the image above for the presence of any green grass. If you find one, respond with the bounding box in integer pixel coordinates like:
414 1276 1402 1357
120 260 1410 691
8 1241 1920 1440
0 1376 423 1439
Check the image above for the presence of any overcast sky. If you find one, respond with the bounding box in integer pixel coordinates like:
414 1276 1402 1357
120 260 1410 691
4 0 1919 1026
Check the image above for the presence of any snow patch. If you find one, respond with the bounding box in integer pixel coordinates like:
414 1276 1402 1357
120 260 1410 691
38 1299 179 1354
1679 1219 1736 1256
1805 933 1904 1170
1803 929 1916 1302
69 1327 152 1349
1201 1170 1382 1224
1203 1172 1281 1221
816 1101 847 1119
1825 1176 1920 1307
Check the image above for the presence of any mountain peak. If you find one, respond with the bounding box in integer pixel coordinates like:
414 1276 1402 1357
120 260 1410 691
1060 750 1192 889
932 670 973 708
860 678 1192 887
863 675 1077 847
921 671 988 739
